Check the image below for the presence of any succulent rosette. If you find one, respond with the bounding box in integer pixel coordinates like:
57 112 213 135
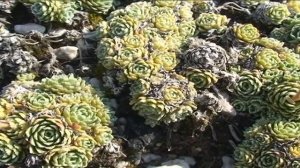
80 0 114 14
153 9 178 32
254 2 291 25
270 27 289 42
0 99 14 120
262 69 284 83
73 134 97 151
0 133 23 166
233 23 260 43
255 150 287 168
256 48 281 69
130 71 197 126
23 92 55 112
92 125 113 145
255 37 284 51
108 17 137 38
234 71 263 97
233 147 255 167
288 0 300 13
151 51 178 71
268 120 300 141
31 0 76 23
154 0 180 7
2 112 29 142
196 13 229 33
267 82 300 118
123 59 158 81
45 146 93 167
182 68 218 89
287 24 300 44
25 114 72 155
192 1 216 17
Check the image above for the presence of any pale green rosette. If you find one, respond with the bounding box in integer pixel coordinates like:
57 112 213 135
114 47 145 68
196 13 229 33
60 103 102 131
73 134 97 151
25 115 72 155
3 112 29 142
92 125 113 146
31 0 76 23
45 146 93 167
153 8 177 32
24 92 55 112
80 0 114 14
40 74 91 95
267 82 300 118
151 51 178 71
123 59 158 80
108 17 136 38
268 120 300 141
154 0 180 7
0 133 23 166
182 68 218 89
255 150 287 168
256 48 281 69
234 71 263 97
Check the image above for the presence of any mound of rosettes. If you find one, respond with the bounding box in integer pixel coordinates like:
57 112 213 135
234 119 300 168
0 74 113 167
96 1 196 82
129 71 197 127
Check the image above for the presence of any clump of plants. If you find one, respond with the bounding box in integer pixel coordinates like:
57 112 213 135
0 74 113 167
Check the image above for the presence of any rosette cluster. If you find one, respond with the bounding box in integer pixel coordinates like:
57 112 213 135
129 71 197 127
96 1 196 82
234 119 300 168
0 74 113 167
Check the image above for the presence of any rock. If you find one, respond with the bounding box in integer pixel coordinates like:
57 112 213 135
142 153 161 163
147 159 190 168
178 156 196 166
54 46 79 60
14 23 46 35
221 156 234 168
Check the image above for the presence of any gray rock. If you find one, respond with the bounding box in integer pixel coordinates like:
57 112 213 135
54 46 79 60
142 153 161 163
147 159 190 168
178 156 196 166
221 156 234 168
14 23 46 35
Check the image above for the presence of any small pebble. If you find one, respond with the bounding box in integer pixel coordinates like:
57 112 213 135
178 156 196 166
142 153 161 163
54 46 79 60
147 159 190 168
14 23 46 35
221 156 234 168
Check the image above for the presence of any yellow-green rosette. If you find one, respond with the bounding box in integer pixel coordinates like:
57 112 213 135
256 48 281 69
279 51 300 71
80 0 114 14
262 69 284 83
92 125 113 146
0 99 14 120
182 68 218 89
60 103 102 131
154 0 180 7
153 9 177 32
151 51 178 71
108 16 136 38
3 112 29 142
114 47 145 68
0 133 23 166
196 13 229 33
24 92 55 112
40 74 91 95
255 2 291 25
255 150 287 168
25 115 72 155
233 24 260 43
131 97 166 127
178 3 194 20
96 38 118 61
124 1 152 21
162 86 186 105
123 59 158 80
288 0 300 13
130 79 151 99
268 120 300 141
289 144 300 158
234 147 255 167
45 146 93 167
123 34 148 48
178 20 196 38
73 134 97 151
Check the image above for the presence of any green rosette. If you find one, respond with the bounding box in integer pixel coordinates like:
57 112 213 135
73 134 97 151
234 147 255 167
162 86 186 105
255 37 284 50
255 2 291 25
279 51 300 71
45 146 93 167
256 48 281 69
31 0 76 23
241 133 272 153
124 2 152 21
262 69 284 83
178 20 196 38
255 150 287 168
123 59 158 80
268 120 300 141
196 13 229 33
96 38 117 61
248 97 271 116
24 92 55 112
267 82 300 117
114 47 145 68
192 1 215 15
283 70 300 82
130 79 151 99
182 68 218 89
92 125 113 146
270 27 289 42
234 71 263 97
123 34 147 48
60 103 102 131
0 133 23 166
233 24 260 43
80 0 114 14
288 24 300 44
291 160 300 168
25 115 72 155
108 17 136 38
232 99 248 112
40 74 91 95
151 51 178 71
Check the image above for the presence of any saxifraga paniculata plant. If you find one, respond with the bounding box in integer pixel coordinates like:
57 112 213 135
129 71 197 127
234 118 300 168
0 73 113 167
